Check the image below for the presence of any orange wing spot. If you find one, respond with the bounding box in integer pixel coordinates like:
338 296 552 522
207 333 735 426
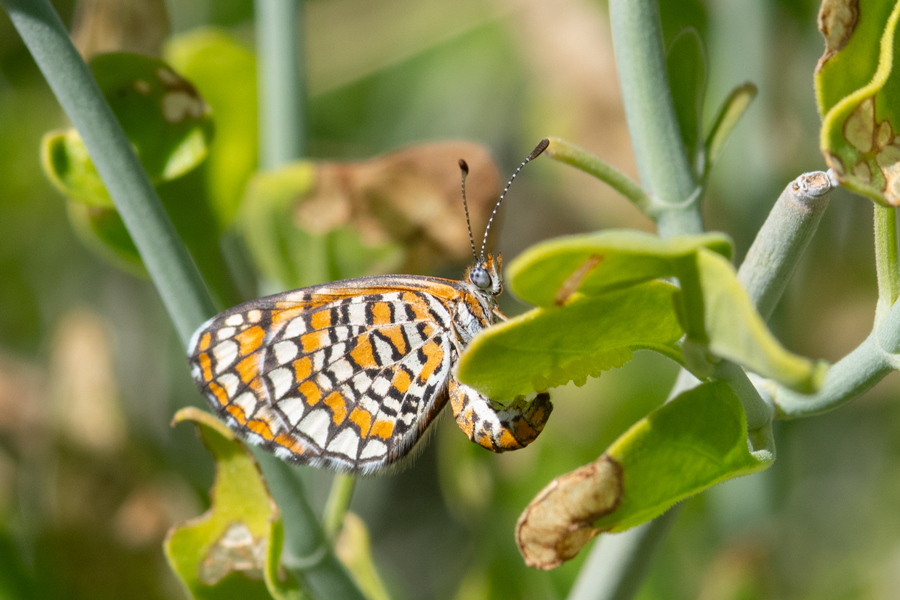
275 433 307 455
247 418 274 441
271 306 302 327
457 409 475 437
235 326 265 356
199 332 211 351
418 340 443 382
498 428 523 450
311 309 332 330
208 381 229 405
324 391 348 425
475 427 493 450
371 302 391 325
403 292 432 321
392 369 412 394
381 325 407 355
226 404 247 424
350 407 372 437
299 380 322 405
198 352 213 382
350 336 376 368
301 331 326 353
514 418 539 444
421 323 436 338
370 419 394 440
293 356 312 382
235 354 259 383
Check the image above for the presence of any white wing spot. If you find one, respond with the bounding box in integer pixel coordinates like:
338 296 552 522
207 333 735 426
299 409 330 448
371 377 391 397
360 439 387 459
330 359 354 383
225 314 244 327
326 428 360 459
218 372 240 398
273 340 298 364
268 367 293 400
279 397 306 426
233 392 258 416
212 340 239 371
284 316 307 338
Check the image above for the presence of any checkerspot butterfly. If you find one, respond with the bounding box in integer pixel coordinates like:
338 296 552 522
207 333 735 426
188 140 552 473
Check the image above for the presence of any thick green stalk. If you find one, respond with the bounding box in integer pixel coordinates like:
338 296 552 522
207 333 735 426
3 1 363 597
256 454 366 600
2 0 215 344
607 0 701 237
256 0 306 168
738 172 834 320
772 198 900 418
774 330 892 418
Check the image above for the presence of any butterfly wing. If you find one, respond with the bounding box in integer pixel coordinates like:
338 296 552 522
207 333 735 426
188 276 465 474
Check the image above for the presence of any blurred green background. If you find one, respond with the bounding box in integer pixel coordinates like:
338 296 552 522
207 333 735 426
2 0 899 599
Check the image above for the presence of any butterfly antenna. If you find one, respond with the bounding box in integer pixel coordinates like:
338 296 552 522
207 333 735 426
459 159 479 263
480 138 549 260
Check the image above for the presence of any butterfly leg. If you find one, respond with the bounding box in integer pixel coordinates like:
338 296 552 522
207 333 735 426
448 378 552 452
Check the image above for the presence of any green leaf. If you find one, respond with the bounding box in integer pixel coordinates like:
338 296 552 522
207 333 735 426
667 27 707 175
599 381 771 531
816 0 900 205
507 229 732 308
240 162 328 289
457 281 683 401
165 29 259 227
694 249 829 393
703 82 757 175
165 407 302 600
66 201 143 273
515 382 771 570
41 129 114 207
39 52 216 204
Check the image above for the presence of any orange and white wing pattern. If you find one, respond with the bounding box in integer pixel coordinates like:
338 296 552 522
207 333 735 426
188 264 553 474
188 276 469 473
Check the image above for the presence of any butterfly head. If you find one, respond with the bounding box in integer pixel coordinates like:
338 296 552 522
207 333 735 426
467 253 503 296
458 139 548 298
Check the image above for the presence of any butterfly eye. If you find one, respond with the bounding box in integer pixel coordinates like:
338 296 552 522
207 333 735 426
470 266 492 290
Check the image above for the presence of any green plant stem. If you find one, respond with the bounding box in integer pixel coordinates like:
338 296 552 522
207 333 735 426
2 0 215 344
773 194 900 417
568 509 679 600
712 361 773 431
545 137 653 214
773 330 893 418
256 454 367 600
256 0 306 169
874 204 900 322
608 0 701 238
3 2 363 597
323 474 357 541
738 171 834 321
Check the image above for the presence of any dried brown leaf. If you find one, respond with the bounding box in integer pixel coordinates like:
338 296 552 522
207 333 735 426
516 455 623 570
295 142 501 272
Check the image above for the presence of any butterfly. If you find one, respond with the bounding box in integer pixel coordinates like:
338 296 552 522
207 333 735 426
188 139 552 474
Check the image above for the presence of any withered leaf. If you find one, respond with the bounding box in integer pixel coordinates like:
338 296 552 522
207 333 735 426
515 455 623 570
295 142 501 272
